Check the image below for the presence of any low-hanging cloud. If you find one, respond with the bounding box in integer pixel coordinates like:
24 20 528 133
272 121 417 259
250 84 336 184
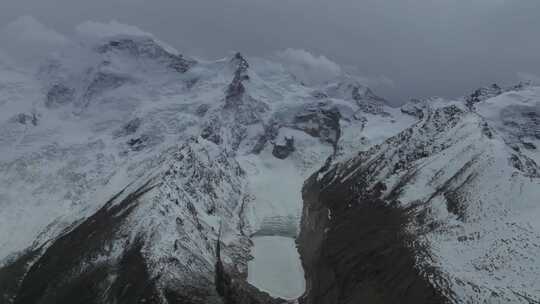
275 49 343 85
272 49 396 92
0 16 69 66
517 72 540 86
75 20 153 39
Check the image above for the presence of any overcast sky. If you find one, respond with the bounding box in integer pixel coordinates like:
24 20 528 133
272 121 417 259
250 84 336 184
1 0 540 103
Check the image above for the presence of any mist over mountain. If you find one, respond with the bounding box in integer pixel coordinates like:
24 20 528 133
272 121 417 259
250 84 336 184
2 0 540 103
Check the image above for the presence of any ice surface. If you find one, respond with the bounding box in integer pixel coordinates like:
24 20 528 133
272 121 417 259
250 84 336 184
247 236 305 300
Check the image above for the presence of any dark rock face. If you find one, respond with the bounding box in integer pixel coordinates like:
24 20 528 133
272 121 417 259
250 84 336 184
251 122 279 154
201 122 224 146
225 76 247 107
97 38 195 73
352 87 390 116
298 164 449 304
10 113 38 126
123 117 142 134
230 52 249 74
401 98 427 119
0 249 41 304
523 142 537 150
501 105 540 141
127 134 150 151
293 105 341 149
272 137 295 159
509 153 539 177
195 104 210 117
492 102 540 155
45 84 75 108
225 53 250 109
466 84 503 110
114 117 142 137
83 71 131 103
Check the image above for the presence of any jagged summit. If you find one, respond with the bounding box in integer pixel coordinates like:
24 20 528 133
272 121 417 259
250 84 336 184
230 52 249 74
225 52 250 108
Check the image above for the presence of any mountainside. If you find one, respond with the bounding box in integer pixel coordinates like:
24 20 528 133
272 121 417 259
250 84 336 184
299 88 540 304
0 27 539 304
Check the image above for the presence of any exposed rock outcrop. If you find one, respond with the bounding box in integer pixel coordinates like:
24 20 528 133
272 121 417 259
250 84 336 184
45 84 75 108
97 37 196 73
272 137 295 159
466 84 503 110
401 98 428 119
225 53 250 108
292 105 341 150
325 79 390 116
9 113 38 126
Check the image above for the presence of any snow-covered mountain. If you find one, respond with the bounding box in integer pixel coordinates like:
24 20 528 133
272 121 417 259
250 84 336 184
0 21 539 304
299 85 540 304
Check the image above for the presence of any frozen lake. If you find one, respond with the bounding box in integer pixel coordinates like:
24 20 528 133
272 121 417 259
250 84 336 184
247 236 306 300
